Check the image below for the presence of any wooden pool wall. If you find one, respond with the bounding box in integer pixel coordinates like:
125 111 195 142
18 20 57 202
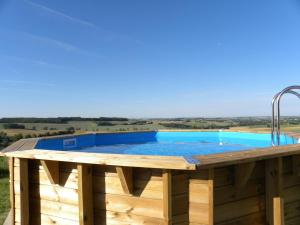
8 154 300 225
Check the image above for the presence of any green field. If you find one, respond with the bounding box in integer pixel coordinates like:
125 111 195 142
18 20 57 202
0 158 9 225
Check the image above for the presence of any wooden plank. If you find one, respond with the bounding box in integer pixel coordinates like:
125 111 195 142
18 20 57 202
163 170 172 225
18 158 29 225
195 143 300 168
116 166 133 194
285 200 300 219
15 209 78 225
214 195 265 223
77 164 94 225
94 209 164 225
208 169 214 225
15 197 79 221
93 193 163 218
189 169 214 225
5 149 196 170
274 197 284 225
292 155 300 176
14 183 79 205
215 178 265 206
266 158 284 225
9 158 15 225
215 212 265 225
41 160 59 185
235 162 255 188
13 166 165 199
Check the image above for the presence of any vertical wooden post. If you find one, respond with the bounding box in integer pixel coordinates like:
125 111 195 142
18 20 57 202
78 164 94 225
163 170 172 225
265 158 284 225
19 158 29 225
208 168 214 225
9 158 15 225
274 197 284 225
292 155 300 176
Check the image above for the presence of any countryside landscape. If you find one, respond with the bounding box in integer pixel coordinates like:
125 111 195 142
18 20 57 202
1 116 300 223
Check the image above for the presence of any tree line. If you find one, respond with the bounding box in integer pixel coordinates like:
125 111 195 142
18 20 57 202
0 117 129 124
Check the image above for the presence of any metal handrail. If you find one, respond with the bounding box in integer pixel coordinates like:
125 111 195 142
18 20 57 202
271 90 300 143
272 85 300 145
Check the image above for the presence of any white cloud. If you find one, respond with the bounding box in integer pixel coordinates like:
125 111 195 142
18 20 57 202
24 0 97 29
22 32 96 56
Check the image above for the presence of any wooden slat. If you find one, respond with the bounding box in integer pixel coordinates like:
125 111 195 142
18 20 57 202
78 164 94 225
266 158 284 225
215 212 265 225
274 197 284 225
41 160 59 185
189 169 214 225
163 170 172 225
15 197 79 221
195 144 300 168
214 195 265 223
208 169 214 225
15 209 78 225
93 193 163 218
18 158 29 225
9 158 15 225
292 155 300 176
94 209 164 225
5 149 196 170
235 162 255 188
116 166 133 194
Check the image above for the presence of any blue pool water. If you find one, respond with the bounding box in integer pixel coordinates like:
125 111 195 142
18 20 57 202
36 131 298 157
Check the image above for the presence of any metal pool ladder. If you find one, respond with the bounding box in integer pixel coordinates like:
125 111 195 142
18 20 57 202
271 85 300 145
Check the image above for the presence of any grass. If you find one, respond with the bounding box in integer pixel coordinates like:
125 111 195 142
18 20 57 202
0 157 9 225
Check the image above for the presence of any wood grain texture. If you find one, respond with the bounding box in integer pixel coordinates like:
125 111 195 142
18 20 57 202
274 197 284 225
5 150 196 170
235 162 256 188
18 158 29 225
116 166 133 194
163 170 172 225
78 164 94 225
41 160 59 185
9 158 15 225
266 158 284 225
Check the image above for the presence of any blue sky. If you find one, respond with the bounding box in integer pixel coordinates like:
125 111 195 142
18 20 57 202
1 0 300 118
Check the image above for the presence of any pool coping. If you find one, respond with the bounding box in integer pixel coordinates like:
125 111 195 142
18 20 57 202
2 130 300 170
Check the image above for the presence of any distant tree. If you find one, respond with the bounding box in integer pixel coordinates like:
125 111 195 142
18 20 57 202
11 134 23 142
66 127 75 133
98 121 115 126
3 123 25 129
98 117 128 122
0 132 10 148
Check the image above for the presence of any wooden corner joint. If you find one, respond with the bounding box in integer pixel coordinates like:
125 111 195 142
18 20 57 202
41 160 60 185
235 162 256 188
116 166 133 195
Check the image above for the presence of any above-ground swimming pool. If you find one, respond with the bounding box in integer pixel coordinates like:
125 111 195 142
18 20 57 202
35 131 298 156
3 130 300 225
